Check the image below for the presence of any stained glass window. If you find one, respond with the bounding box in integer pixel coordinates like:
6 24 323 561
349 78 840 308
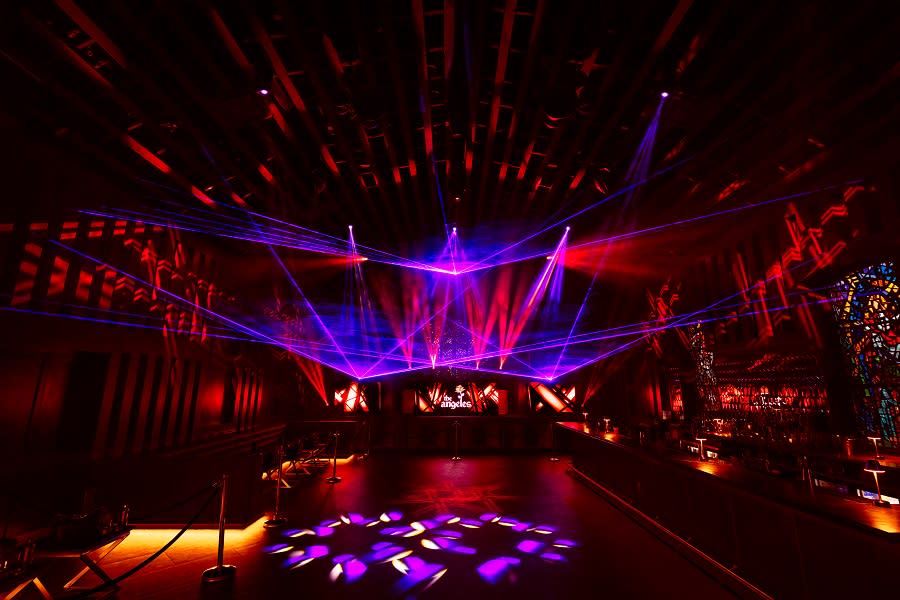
832 262 900 447
690 323 719 411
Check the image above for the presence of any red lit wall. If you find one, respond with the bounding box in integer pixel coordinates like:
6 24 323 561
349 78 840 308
0 312 283 460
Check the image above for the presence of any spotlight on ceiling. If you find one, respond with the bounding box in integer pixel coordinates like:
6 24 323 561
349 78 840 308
258 88 270 96
565 226 570 232
660 91 669 98
349 225 353 230
452 227 457 233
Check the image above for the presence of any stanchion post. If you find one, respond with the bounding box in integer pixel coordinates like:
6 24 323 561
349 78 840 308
696 437 708 461
264 445 287 529
451 420 462 461
801 455 815 497
326 432 342 484
202 475 237 583
549 420 560 462
358 418 370 462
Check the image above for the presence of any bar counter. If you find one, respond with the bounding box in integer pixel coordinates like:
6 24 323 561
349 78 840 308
558 421 900 597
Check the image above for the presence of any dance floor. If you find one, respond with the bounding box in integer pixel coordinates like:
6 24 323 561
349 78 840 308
65 455 739 599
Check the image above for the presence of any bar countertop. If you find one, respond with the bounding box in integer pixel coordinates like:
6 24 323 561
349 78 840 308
557 421 900 538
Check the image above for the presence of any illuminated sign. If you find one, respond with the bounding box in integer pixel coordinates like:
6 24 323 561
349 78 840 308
439 385 473 411
413 382 503 414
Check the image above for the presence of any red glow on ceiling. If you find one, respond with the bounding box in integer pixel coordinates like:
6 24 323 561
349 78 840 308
124 135 171 174
322 150 339 176
569 167 586 191
189 186 216 208
516 141 534 182
60 221 79 240
258 164 275 184
268 102 291 136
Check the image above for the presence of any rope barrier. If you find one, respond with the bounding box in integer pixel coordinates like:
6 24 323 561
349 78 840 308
69 484 219 598
129 482 217 523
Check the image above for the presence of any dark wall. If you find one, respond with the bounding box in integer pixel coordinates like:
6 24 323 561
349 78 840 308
0 130 307 461
0 310 292 460
582 350 664 425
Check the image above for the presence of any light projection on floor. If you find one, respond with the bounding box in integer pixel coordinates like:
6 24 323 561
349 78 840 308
264 510 578 595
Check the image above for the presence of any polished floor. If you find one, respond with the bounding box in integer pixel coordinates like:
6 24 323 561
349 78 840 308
35 455 739 599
